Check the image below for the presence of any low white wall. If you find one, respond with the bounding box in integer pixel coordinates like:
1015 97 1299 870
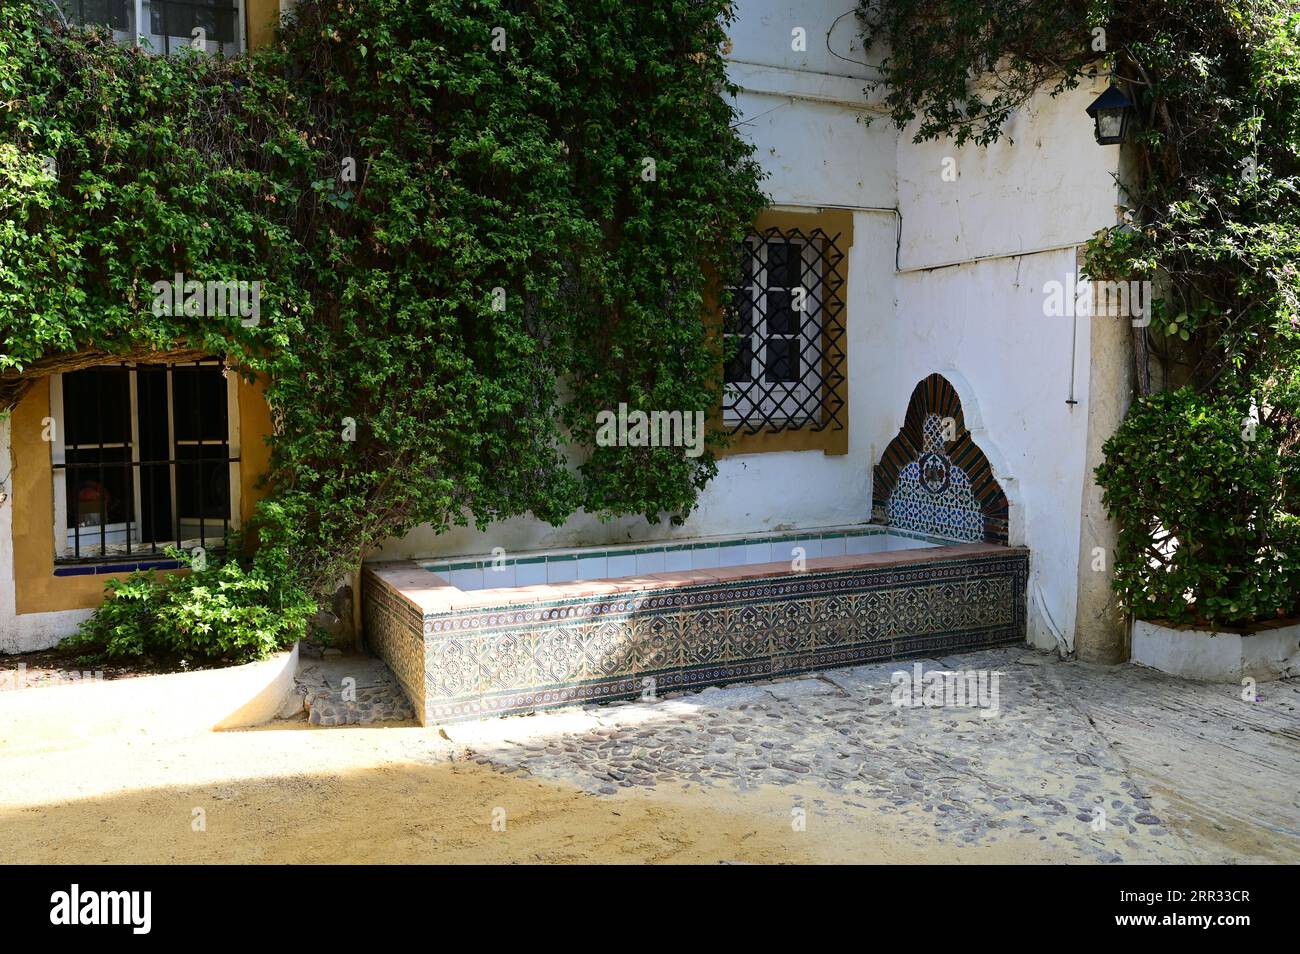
1132 620 1300 682
0 643 297 753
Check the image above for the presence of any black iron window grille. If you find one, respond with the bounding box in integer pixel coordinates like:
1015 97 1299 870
51 360 240 564
722 226 847 435
57 0 244 56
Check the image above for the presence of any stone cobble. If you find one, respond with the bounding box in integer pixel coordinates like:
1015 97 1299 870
290 653 415 725
453 649 1204 863
306 684 414 725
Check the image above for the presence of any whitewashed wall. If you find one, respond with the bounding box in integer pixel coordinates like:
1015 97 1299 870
890 79 1123 651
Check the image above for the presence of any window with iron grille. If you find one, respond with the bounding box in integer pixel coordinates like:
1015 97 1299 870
56 0 245 56
51 360 241 564
722 226 847 436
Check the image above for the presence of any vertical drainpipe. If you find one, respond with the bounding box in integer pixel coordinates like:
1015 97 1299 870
133 0 143 48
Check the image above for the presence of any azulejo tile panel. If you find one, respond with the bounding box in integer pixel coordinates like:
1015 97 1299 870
873 373 1011 545
361 575 426 716
364 548 1029 724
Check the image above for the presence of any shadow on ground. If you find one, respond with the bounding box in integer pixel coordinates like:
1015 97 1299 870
0 648 1296 863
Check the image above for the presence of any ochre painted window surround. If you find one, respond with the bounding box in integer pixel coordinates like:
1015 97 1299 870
10 370 272 615
711 207 852 458
52 361 241 565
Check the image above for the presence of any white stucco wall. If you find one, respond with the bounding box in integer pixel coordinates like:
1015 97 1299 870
897 83 1122 270
891 79 1123 651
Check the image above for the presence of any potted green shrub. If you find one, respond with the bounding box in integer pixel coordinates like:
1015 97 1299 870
1097 388 1300 681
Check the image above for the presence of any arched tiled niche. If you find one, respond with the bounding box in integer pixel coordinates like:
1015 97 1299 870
872 373 1010 545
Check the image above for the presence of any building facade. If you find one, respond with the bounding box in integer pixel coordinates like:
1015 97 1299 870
1 0 1130 663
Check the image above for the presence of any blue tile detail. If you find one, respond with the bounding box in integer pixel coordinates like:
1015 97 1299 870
55 559 184 576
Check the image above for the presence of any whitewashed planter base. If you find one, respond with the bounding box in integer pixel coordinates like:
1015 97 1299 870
1131 620 1300 683
0 642 298 753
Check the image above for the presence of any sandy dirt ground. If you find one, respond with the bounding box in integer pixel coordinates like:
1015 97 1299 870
0 721 1075 864
1 649 1296 864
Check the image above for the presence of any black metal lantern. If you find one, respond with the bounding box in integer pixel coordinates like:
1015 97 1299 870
1085 84 1136 145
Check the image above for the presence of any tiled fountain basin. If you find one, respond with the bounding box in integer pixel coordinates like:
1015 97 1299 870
363 527 1029 724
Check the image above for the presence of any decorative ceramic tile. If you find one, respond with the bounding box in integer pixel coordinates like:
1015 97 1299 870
607 553 638 578
689 545 720 570
449 566 484 591
546 558 579 585
635 550 666 575
663 548 693 572
366 547 1028 724
820 534 847 557
361 575 426 714
514 560 547 586
873 374 1010 545
576 556 607 581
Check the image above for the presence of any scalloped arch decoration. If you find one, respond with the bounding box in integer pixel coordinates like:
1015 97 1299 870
871 373 1009 545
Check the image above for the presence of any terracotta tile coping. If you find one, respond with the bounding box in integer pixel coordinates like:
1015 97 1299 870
364 542 1024 616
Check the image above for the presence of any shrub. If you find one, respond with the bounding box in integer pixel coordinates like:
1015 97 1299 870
63 545 314 665
1096 388 1300 628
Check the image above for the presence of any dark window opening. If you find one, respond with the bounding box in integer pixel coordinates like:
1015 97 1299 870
57 0 244 56
54 361 238 564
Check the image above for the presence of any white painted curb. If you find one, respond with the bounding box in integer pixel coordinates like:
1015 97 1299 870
1131 620 1300 682
0 642 298 752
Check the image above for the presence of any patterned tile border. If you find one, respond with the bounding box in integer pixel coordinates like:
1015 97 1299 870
362 574 426 716
364 542 1029 724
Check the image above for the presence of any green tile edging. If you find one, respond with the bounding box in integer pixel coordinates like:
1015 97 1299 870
418 525 956 576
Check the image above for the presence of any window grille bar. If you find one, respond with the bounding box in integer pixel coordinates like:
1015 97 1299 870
196 360 206 553
54 360 237 566
95 366 104 560
722 226 848 436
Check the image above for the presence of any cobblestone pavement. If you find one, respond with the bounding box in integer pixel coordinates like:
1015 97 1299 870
289 651 415 725
441 648 1300 863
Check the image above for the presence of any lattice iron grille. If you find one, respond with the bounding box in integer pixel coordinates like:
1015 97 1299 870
722 226 846 435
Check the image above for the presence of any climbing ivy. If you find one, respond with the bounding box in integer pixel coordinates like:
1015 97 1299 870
860 0 1299 626
0 0 766 660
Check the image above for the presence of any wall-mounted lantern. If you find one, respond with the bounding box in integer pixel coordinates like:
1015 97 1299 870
1085 84 1136 145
